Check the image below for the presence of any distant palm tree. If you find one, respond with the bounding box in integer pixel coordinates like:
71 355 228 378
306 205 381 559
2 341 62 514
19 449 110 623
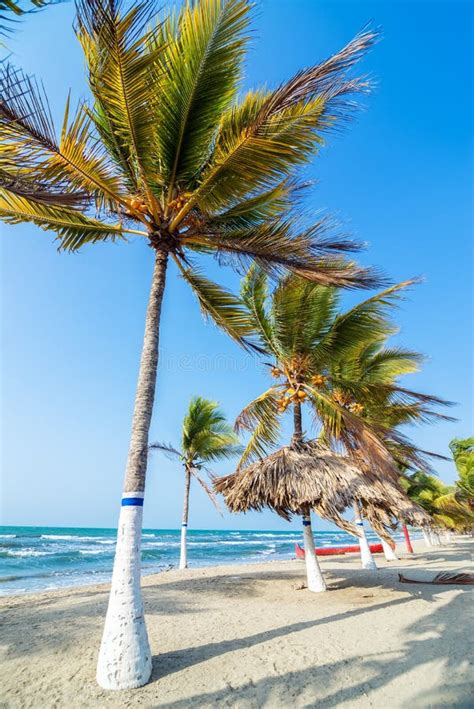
449 437 474 510
402 470 474 539
0 0 381 688
150 397 241 569
234 269 448 580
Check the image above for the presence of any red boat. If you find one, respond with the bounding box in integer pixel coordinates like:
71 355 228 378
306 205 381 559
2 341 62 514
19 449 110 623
295 542 384 558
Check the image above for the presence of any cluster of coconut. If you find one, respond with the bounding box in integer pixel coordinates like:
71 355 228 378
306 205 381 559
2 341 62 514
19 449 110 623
332 387 364 414
276 386 307 413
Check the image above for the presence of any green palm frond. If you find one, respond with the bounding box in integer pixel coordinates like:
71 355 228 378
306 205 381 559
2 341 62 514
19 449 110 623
240 265 275 353
0 189 136 250
234 386 283 467
75 0 164 206
212 179 309 230
154 0 251 197
174 259 257 351
318 279 418 360
170 27 377 228
0 67 126 208
271 276 339 362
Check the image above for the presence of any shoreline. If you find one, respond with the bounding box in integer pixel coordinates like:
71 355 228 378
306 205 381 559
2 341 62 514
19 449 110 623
1 537 472 708
0 526 417 597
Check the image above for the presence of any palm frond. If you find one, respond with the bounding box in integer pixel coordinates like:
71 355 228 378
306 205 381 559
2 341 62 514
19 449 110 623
317 279 419 361
174 258 257 351
187 216 383 288
240 265 275 353
0 188 131 251
0 65 126 207
75 0 164 206
192 468 222 514
148 441 182 460
170 26 378 228
234 386 283 468
154 0 251 197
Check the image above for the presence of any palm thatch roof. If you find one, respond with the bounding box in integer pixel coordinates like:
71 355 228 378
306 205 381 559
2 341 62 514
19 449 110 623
214 440 431 539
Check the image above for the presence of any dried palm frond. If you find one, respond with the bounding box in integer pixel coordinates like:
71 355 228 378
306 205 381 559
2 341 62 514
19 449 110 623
214 439 430 539
398 572 474 585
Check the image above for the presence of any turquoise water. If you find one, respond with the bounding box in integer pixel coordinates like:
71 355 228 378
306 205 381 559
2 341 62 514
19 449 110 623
0 525 409 595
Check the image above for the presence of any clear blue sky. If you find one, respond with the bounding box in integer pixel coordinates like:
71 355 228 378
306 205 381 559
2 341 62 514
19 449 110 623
1 0 472 531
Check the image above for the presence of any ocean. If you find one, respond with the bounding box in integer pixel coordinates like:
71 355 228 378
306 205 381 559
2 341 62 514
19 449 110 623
0 525 411 596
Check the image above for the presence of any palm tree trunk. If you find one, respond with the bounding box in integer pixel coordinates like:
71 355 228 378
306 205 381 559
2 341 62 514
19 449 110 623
292 401 326 592
422 528 432 547
301 506 327 592
180 464 191 570
97 246 169 690
353 501 377 570
380 537 398 561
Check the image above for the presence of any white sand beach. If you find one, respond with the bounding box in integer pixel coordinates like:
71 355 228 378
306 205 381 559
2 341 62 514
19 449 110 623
1 538 472 708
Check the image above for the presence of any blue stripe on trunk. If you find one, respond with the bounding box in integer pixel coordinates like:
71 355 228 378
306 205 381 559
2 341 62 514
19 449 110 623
121 497 144 506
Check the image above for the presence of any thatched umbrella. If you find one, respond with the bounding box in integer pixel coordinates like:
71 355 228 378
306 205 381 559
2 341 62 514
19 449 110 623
214 440 430 589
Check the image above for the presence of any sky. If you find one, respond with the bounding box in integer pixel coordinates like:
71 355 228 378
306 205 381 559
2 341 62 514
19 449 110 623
0 0 472 532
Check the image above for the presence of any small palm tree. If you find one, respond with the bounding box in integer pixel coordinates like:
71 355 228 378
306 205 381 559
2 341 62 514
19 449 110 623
150 397 241 569
1 0 381 688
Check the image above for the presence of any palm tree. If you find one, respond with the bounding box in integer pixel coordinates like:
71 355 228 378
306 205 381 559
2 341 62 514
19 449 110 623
234 269 442 582
449 437 474 510
325 331 453 561
150 396 241 569
0 0 381 688
403 470 474 541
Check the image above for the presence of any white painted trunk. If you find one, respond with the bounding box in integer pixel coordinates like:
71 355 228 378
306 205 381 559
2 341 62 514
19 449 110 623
422 528 432 547
179 525 188 570
429 529 441 546
442 530 452 543
302 514 327 592
380 538 398 561
96 492 152 690
97 250 168 690
353 503 377 570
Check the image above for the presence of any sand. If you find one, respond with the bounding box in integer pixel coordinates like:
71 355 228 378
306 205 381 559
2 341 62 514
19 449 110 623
0 537 472 708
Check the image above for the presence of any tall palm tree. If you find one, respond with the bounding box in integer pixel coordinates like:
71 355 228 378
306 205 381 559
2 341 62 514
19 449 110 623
235 269 448 579
0 0 381 688
150 396 241 569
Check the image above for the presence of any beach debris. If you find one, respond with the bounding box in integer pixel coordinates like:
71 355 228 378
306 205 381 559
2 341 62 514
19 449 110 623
398 572 474 585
